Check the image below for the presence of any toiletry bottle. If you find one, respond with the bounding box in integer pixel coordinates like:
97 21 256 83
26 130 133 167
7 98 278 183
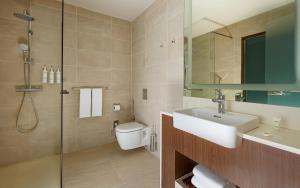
56 67 61 84
42 65 48 83
49 66 54 84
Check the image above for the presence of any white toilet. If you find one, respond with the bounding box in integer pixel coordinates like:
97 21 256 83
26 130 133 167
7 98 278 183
115 122 150 150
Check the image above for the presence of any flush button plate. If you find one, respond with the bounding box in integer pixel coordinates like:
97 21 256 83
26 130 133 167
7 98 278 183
143 88 147 100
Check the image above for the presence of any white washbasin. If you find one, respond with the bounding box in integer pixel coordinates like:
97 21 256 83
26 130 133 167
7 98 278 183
173 108 259 148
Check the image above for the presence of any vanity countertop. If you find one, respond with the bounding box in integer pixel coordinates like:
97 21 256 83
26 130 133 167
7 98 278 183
242 124 300 155
160 111 300 155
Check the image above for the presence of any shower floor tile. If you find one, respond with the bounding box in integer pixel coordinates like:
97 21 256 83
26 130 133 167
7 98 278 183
0 155 60 188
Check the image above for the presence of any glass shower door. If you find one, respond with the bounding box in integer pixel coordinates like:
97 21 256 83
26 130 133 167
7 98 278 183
0 0 63 187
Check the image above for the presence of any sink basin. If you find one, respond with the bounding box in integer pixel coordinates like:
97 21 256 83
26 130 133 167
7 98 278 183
173 108 259 148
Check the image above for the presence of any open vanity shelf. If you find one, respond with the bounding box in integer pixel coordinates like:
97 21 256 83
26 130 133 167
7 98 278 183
161 114 300 188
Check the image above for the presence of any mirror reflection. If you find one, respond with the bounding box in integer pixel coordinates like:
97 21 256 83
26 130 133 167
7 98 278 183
188 0 296 85
184 0 300 107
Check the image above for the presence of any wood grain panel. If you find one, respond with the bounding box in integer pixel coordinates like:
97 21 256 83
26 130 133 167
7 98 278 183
161 115 300 188
161 115 175 188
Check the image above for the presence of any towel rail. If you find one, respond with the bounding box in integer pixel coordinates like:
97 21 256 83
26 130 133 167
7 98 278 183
71 86 109 90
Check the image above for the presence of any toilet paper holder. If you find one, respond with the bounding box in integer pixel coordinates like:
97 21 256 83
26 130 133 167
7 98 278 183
112 103 121 112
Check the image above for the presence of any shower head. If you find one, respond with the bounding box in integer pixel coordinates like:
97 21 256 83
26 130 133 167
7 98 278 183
19 43 28 51
13 10 34 21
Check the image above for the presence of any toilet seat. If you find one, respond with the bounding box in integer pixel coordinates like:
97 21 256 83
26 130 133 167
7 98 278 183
116 122 145 133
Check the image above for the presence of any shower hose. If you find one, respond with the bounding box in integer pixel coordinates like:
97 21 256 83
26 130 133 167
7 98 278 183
16 63 39 133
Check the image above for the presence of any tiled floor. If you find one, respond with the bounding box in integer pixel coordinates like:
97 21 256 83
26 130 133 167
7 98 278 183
0 155 60 188
0 142 160 188
63 142 160 188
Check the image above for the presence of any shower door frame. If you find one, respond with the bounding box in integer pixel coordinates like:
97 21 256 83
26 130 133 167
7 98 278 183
60 0 65 187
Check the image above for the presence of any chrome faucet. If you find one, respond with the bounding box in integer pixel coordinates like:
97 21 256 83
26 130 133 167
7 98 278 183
212 89 226 114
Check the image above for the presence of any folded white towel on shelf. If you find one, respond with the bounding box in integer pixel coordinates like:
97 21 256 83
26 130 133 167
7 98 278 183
192 165 236 188
79 88 91 118
191 175 235 188
191 175 202 188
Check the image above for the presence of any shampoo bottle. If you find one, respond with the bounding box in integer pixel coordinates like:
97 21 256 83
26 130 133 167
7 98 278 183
56 67 61 84
42 65 48 83
49 66 54 84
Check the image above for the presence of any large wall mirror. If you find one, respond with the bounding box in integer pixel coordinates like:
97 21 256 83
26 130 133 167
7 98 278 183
184 0 300 107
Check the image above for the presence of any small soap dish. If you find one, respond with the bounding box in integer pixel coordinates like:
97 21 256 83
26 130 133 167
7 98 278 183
263 132 273 137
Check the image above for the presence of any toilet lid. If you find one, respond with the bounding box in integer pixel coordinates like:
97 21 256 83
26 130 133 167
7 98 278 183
116 122 145 133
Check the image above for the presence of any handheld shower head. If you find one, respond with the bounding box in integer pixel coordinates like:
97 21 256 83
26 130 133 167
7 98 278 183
19 43 28 51
18 43 31 63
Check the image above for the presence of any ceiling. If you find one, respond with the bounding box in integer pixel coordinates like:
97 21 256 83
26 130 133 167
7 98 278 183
192 0 294 37
64 0 155 21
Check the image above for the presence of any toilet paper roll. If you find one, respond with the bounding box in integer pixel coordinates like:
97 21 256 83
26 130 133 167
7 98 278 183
113 104 121 111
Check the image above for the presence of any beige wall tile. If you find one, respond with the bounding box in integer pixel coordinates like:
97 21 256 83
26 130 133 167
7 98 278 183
0 0 135 164
31 4 61 28
0 0 27 21
0 61 24 83
31 42 61 65
132 37 145 54
0 37 23 63
111 70 131 85
77 8 111 23
112 24 131 41
32 24 61 46
78 33 111 52
132 16 145 42
132 52 145 69
78 50 110 68
64 12 77 31
63 65 77 83
112 39 131 55
31 0 62 11
111 54 131 70
77 15 111 37
63 30 77 48
132 0 184 158
0 105 19 127
0 18 27 37
63 48 77 66
112 17 130 26
78 67 111 85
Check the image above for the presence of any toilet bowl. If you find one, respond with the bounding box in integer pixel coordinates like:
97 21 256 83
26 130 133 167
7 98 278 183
115 122 150 150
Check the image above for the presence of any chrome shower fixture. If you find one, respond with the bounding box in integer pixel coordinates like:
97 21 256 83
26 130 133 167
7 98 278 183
13 9 34 22
14 9 40 133
18 43 28 51
18 43 30 63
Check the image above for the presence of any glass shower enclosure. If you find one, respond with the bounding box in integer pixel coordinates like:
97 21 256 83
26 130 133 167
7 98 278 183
0 0 63 187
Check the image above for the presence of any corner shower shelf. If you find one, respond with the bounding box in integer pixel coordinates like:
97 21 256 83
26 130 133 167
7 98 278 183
15 85 43 92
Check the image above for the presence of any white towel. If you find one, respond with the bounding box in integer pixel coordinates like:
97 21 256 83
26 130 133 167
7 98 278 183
191 176 211 188
193 165 236 188
79 88 91 118
91 88 102 117
192 175 225 188
191 176 202 188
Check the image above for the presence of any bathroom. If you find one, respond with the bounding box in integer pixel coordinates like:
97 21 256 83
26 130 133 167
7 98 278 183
0 0 299 188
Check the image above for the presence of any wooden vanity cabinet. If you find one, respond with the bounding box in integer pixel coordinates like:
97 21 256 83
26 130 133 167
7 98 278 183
161 114 300 188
